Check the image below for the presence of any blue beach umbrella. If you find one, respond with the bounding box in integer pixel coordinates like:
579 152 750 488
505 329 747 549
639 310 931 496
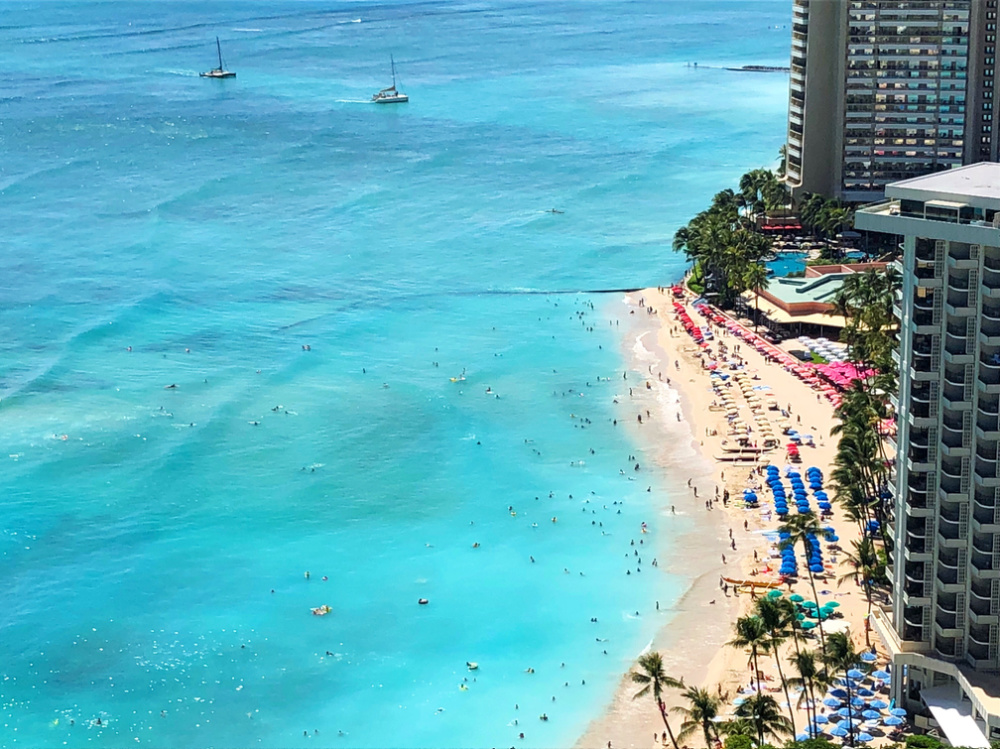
856 688 875 697
889 708 907 717
869 700 889 710
830 688 849 699
872 669 891 680
828 725 849 738
814 715 830 724
862 710 881 720
826 533 839 541
883 716 904 726
856 733 874 743
860 651 877 662
847 669 865 679
823 697 842 708
795 734 811 742
850 697 866 708
837 708 860 718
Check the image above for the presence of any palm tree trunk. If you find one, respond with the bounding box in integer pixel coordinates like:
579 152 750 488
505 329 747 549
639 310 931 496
753 648 762 694
844 671 856 747
771 644 797 735
804 564 827 653
659 700 680 749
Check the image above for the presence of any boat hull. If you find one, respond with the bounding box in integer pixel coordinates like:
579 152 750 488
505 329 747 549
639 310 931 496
373 94 408 104
201 71 236 79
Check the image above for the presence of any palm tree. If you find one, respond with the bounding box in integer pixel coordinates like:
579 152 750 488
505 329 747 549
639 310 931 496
837 537 889 646
728 615 769 694
744 262 770 331
718 717 756 740
734 693 793 746
778 512 827 652
824 633 862 747
672 685 722 748
754 597 797 735
787 649 822 737
631 651 684 749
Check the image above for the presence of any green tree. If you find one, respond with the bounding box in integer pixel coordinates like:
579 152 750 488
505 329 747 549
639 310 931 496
723 732 755 749
824 633 862 747
787 650 823 738
778 512 827 652
728 615 770 694
754 597 797 735
631 651 685 749
837 537 888 645
745 261 771 331
673 685 722 748
734 693 793 746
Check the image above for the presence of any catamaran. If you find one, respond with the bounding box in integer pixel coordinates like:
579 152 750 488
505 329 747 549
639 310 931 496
201 37 235 79
372 55 408 103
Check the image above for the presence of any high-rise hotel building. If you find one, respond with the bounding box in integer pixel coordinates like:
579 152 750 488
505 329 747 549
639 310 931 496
856 163 1000 744
786 1 1000 203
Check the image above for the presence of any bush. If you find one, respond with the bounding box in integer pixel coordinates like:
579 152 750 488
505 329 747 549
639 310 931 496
905 737 943 749
787 740 838 749
724 735 753 749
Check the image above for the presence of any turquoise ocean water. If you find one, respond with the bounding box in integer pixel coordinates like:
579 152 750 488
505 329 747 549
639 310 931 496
0 2 789 746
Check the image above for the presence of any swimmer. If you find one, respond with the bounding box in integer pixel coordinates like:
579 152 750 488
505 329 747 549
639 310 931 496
164 384 177 389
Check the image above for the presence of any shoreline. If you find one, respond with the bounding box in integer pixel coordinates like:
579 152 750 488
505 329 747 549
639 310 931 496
574 290 741 749
577 286 879 749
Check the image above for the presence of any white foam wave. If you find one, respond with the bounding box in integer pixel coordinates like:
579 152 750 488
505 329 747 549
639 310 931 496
631 331 656 363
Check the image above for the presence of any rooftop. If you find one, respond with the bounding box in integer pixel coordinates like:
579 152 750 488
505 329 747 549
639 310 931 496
887 163 1000 209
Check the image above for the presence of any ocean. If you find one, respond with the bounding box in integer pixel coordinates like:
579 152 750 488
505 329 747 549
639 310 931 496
0 1 790 746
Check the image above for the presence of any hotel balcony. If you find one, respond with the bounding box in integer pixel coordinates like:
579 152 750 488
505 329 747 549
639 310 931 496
935 635 959 660
936 556 964 590
976 406 1000 440
967 636 993 667
945 330 972 357
947 252 978 271
979 364 1000 395
972 495 1000 531
902 606 927 643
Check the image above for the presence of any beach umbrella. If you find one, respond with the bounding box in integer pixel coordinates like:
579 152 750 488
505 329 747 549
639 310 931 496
814 715 830 724
796 734 811 743
869 700 889 710
862 710 881 720
889 708 907 717
855 733 874 743
802 600 818 608
856 688 875 697
828 725 849 738
850 697 866 707
847 669 865 680
830 689 849 699
825 601 841 608
823 697 843 708
789 593 804 602
883 716 904 726
767 589 783 598
871 669 890 680
810 563 825 573
800 620 817 629
860 652 876 664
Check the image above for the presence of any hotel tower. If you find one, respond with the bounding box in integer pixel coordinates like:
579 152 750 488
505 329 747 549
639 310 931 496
786 0 1000 203
856 163 1000 744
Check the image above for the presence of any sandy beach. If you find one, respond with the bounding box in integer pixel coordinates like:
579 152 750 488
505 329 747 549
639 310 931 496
576 286 891 749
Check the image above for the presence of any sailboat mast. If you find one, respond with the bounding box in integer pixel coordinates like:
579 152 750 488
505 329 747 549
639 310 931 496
216 37 223 70
391 54 396 88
